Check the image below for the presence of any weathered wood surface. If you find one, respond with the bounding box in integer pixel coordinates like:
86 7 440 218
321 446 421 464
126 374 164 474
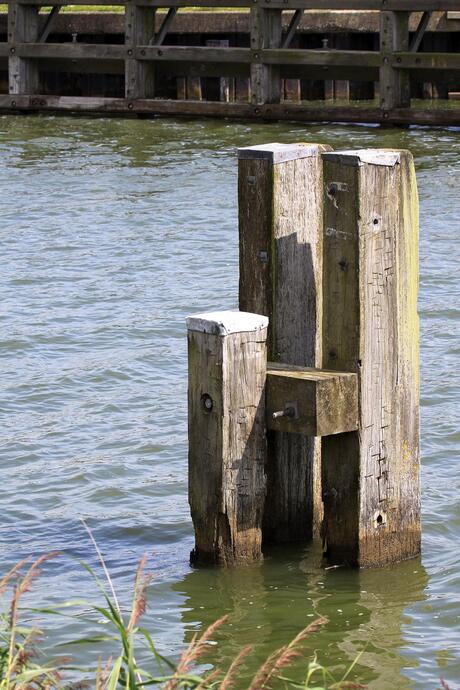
322 149 420 568
250 7 282 104
125 3 155 98
266 363 358 437
8 43 460 72
2 10 457 37
12 0 460 9
380 11 411 110
187 311 268 566
238 142 331 543
1 96 459 126
8 2 39 95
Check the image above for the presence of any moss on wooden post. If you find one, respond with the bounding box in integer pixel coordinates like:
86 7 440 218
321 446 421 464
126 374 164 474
187 311 268 566
322 149 420 568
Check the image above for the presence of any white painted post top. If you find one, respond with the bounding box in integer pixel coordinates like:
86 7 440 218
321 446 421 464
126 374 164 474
187 310 269 336
322 149 407 167
238 142 328 164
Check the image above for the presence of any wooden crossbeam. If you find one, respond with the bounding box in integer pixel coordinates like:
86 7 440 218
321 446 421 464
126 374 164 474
1 97 459 126
266 363 358 437
410 11 432 51
282 9 304 48
37 5 61 43
151 7 177 46
8 44 460 72
10 0 460 9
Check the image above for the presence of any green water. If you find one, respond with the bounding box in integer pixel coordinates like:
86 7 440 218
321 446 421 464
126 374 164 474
0 115 459 689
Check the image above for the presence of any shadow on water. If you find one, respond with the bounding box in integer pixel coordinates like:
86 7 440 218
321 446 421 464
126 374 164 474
172 543 429 689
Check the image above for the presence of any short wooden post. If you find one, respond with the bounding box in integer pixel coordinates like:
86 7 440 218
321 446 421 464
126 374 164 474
187 311 268 565
235 77 250 103
125 1 155 99
250 7 282 105
8 2 39 95
379 11 411 111
283 78 301 103
322 149 420 567
177 76 202 101
238 142 331 542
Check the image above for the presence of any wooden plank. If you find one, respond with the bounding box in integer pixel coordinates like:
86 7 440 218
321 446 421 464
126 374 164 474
266 363 358 437
409 10 431 51
238 142 331 543
321 149 421 568
187 311 268 565
37 5 61 43
250 6 282 104
392 51 460 69
8 3 39 94
152 7 177 46
125 2 155 98
282 9 304 48
13 43 460 72
12 0 460 9
2 10 455 36
12 43 126 59
1 96 459 126
260 48 382 67
380 11 411 110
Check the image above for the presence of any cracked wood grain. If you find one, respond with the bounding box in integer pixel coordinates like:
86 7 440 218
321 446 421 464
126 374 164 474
321 149 421 568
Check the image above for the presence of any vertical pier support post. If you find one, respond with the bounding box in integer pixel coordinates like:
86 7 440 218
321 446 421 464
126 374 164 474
250 7 282 105
8 2 39 95
238 143 331 542
322 149 420 567
187 311 268 565
125 2 156 99
379 11 411 112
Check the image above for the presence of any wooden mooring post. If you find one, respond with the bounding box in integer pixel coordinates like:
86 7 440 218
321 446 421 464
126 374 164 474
187 144 421 569
238 142 331 543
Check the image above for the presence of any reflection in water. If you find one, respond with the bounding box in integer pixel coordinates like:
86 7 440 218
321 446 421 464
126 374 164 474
172 545 428 688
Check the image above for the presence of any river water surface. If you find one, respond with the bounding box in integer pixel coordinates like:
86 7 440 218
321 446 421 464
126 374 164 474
1 116 459 689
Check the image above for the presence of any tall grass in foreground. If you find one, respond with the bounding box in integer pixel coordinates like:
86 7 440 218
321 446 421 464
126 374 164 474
0 538 450 690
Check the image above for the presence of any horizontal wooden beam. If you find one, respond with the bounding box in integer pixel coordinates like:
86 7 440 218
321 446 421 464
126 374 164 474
1 96 459 126
9 44 460 72
266 363 358 437
8 43 385 69
10 0 460 9
392 51 460 69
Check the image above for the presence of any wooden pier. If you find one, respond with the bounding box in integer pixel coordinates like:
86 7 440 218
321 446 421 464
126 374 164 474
188 142 420 569
1 0 460 124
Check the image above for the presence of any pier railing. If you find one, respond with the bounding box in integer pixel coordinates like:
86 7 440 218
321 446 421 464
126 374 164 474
2 0 460 124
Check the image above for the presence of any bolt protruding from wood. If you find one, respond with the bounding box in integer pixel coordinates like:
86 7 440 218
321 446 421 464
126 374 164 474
272 406 295 420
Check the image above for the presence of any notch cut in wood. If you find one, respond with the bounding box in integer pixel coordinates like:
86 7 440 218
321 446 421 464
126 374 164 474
266 362 358 437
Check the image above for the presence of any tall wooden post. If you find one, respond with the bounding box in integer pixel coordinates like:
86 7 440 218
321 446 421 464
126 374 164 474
321 149 420 568
250 7 282 105
8 2 39 95
380 11 411 111
187 311 268 565
238 142 331 542
125 2 155 99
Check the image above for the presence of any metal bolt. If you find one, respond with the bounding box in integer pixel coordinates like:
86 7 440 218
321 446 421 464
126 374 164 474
201 393 213 412
272 406 296 420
